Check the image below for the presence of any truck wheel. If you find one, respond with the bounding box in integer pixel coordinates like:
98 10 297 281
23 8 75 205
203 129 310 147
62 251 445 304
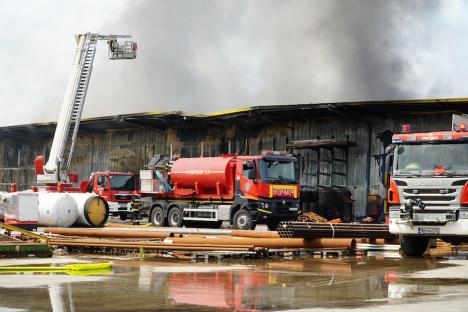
168 206 183 228
119 214 127 221
266 220 280 231
150 206 166 227
233 209 256 230
400 235 429 257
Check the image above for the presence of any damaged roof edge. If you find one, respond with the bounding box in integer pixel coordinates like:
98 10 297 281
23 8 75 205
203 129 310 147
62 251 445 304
1 97 468 132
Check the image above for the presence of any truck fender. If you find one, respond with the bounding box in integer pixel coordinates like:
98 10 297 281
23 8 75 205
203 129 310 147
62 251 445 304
230 204 256 222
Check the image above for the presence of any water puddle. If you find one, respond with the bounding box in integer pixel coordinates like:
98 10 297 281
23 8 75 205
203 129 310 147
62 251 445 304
0 253 466 311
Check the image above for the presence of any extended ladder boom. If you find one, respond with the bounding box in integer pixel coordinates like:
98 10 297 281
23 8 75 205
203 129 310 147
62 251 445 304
36 33 137 184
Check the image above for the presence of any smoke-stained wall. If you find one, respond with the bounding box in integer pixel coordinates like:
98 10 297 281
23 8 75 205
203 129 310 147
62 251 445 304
0 111 453 217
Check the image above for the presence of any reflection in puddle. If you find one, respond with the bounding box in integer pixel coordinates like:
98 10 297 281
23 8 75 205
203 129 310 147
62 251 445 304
0 254 467 311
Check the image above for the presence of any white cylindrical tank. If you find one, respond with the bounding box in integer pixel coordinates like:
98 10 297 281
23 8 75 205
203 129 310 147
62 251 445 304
38 193 78 227
69 193 109 227
0 192 6 220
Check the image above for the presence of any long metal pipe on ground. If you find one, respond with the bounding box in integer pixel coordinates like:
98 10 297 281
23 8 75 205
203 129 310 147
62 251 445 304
230 230 280 239
50 238 254 249
49 239 254 252
105 223 232 235
166 236 356 249
44 228 175 239
47 233 355 250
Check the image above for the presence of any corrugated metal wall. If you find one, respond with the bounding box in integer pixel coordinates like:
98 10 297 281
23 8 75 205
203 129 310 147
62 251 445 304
0 111 454 217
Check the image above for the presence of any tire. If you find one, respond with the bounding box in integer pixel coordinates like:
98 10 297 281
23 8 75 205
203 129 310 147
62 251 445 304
150 206 166 227
266 219 280 231
400 235 429 257
119 213 127 221
233 209 256 230
167 206 183 228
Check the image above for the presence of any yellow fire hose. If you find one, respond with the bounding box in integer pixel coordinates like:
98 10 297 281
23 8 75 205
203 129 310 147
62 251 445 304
0 262 112 273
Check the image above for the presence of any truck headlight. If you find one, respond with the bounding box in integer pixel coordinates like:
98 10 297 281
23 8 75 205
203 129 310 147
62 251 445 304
459 210 468 219
260 202 270 209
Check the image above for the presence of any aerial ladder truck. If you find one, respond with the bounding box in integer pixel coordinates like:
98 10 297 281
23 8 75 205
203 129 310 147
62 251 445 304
33 33 138 226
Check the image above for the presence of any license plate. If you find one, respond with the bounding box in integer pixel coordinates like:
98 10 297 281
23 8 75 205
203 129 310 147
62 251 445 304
289 207 298 211
417 227 440 235
413 213 446 222
416 284 439 292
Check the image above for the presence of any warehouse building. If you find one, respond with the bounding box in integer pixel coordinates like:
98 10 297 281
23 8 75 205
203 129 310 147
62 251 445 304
0 98 466 217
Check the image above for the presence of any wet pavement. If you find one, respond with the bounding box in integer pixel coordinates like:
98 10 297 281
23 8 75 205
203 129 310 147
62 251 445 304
0 252 467 311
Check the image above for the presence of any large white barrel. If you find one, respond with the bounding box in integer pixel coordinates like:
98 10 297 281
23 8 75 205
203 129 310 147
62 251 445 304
38 193 78 227
0 192 6 220
69 193 109 227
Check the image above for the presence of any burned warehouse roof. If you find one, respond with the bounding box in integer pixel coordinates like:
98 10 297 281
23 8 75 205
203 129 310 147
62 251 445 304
1 97 468 137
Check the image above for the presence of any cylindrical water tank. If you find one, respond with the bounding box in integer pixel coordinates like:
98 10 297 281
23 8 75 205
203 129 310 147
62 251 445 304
170 156 234 193
38 193 78 227
69 193 109 227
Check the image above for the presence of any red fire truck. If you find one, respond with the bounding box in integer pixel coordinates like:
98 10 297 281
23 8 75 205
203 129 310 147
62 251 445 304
383 114 468 256
80 171 138 220
136 151 300 230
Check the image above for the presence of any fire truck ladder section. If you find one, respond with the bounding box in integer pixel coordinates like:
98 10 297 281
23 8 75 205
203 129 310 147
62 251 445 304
40 33 136 184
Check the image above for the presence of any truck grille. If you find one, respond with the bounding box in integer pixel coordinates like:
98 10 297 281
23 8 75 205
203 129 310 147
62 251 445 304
403 189 456 195
396 179 463 209
403 195 455 202
115 194 132 201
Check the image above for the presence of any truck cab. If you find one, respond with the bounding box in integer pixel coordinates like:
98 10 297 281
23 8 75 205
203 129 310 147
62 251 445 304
233 152 300 230
384 121 468 256
83 171 137 220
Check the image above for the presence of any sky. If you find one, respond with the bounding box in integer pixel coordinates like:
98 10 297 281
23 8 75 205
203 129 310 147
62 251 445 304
1 0 468 126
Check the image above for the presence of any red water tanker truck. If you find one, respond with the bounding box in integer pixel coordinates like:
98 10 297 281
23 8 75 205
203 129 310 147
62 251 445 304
136 152 300 230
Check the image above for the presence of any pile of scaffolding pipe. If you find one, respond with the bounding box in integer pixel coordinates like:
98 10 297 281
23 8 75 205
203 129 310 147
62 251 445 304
278 221 396 239
45 227 356 250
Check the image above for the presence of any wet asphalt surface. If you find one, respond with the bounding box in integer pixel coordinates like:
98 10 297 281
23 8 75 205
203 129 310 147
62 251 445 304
0 250 467 312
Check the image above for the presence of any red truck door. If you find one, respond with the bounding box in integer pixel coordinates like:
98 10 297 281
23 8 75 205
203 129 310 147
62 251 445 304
237 159 259 200
94 174 109 197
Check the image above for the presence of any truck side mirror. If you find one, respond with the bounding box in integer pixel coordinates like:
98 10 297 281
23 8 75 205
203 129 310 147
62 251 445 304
382 154 393 188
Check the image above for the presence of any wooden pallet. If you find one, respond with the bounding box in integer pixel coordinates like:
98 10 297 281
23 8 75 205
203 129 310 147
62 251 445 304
189 247 352 262
191 251 258 262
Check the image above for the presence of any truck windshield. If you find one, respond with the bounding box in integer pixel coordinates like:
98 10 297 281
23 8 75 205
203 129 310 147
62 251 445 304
258 160 298 183
109 175 135 191
394 143 468 176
